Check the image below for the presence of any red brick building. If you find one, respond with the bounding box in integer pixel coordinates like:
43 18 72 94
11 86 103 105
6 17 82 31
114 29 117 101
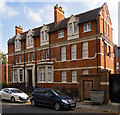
8 3 115 95
0 63 8 84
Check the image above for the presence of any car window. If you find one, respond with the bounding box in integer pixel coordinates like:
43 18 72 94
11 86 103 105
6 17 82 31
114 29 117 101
52 89 65 96
3 89 10 93
11 89 22 93
34 89 45 94
45 91 53 96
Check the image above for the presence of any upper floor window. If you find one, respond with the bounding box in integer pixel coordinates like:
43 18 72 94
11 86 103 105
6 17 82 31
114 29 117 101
83 23 91 32
27 53 30 62
71 44 76 60
45 31 48 40
58 30 64 38
31 52 34 62
67 16 79 40
40 25 49 46
82 42 88 59
41 50 44 60
19 55 21 63
42 31 44 41
61 46 66 61
15 34 21 51
72 70 77 83
26 30 34 49
73 22 77 33
69 23 72 35
16 55 18 63
46 49 49 59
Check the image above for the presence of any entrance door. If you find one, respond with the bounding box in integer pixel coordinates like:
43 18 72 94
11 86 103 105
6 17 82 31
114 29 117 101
83 80 93 100
27 70 32 87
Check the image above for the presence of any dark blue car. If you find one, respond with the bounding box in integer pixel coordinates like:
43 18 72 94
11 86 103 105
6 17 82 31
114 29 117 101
30 88 76 111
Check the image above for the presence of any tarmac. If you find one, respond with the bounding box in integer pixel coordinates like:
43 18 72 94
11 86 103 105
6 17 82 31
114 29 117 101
75 101 120 114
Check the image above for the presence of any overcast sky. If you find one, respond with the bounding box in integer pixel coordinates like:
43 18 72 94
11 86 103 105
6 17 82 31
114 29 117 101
0 0 119 53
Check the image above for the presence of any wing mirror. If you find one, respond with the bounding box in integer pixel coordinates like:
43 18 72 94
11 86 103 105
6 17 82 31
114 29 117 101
9 91 12 94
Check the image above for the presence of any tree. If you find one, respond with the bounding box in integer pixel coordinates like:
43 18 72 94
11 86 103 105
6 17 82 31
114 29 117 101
0 53 7 64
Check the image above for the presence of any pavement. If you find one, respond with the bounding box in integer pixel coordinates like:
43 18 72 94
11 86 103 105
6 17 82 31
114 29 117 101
75 100 120 114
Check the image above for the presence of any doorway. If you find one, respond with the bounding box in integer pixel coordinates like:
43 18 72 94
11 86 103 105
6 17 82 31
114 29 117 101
82 80 93 100
27 70 32 87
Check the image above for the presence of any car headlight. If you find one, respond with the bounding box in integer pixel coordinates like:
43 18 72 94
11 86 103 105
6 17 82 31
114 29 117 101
61 99 69 104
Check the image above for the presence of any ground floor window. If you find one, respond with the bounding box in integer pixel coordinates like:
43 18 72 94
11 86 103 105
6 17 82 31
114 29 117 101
13 69 24 83
40 68 45 82
82 69 89 75
62 71 66 83
13 70 17 82
38 66 53 83
72 70 77 83
19 69 23 82
48 67 52 82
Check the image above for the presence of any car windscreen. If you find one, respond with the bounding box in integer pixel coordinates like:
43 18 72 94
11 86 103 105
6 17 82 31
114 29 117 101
52 89 65 96
11 89 23 93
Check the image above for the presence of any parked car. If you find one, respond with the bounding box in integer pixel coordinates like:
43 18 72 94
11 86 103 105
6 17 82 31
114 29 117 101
0 88 29 103
30 88 76 111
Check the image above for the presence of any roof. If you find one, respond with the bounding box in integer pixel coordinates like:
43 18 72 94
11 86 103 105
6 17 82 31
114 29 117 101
8 6 102 45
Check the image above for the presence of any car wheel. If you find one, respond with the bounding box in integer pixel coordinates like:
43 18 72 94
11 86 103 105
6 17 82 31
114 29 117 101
11 97 15 103
54 102 61 111
31 99 36 107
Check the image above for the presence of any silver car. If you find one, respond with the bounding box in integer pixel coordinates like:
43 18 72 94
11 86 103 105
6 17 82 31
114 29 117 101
0 88 29 103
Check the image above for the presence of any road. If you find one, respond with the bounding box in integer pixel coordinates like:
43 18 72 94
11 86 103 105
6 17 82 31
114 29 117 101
0 100 115 114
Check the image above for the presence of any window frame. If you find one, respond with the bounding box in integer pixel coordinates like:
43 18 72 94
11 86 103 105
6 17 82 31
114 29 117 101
82 69 89 75
19 69 23 82
62 71 66 83
41 50 44 60
72 70 77 83
83 23 91 33
82 42 88 59
27 53 30 62
58 30 64 38
31 52 34 62
61 46 66 61
71 44 76 60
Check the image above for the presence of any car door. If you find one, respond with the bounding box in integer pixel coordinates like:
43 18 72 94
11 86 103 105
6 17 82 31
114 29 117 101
44 90 56 106
33 89 45 104
2 89 10 100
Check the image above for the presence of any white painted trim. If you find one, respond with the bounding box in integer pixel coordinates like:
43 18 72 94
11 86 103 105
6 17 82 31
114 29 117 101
100 82 109 85
53 66 103 71
99 13 112 29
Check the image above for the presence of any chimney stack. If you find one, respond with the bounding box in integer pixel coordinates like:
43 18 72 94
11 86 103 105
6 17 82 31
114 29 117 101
15 26 23 35
54 4 64 25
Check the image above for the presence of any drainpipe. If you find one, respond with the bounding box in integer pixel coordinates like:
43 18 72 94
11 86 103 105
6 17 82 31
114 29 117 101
102 5 106 69
35 37 37 88
23 38 26 87
96 19 98 74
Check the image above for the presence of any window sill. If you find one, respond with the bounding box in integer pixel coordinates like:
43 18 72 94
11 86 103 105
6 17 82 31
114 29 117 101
72 82 77 83
82 57 88 59
58 36 64 39
68 33 78 37
83 30 91 33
